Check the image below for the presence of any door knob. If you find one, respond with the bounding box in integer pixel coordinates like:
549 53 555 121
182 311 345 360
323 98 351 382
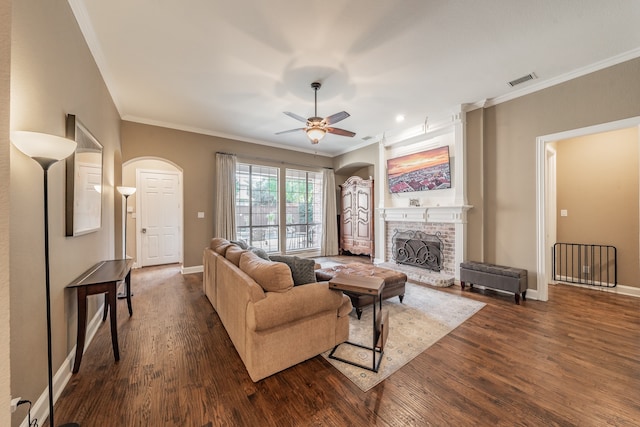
142 228 147 233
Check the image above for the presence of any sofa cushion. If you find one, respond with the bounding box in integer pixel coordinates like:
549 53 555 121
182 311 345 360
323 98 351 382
269 255 317 286
210 237 234 256
210 237 229 250
247 282 345 331
240 251 294 293
225 245 247 267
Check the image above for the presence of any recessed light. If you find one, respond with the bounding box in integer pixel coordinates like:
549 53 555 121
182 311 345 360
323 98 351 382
395 114 405 123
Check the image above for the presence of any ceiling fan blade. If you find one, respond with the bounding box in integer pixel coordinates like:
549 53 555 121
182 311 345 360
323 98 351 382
327 127 356 137
325 111 350 125
283 111 309 123
275 128 305 135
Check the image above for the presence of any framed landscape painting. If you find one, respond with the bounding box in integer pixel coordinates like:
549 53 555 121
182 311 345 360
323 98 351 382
387 146 451 193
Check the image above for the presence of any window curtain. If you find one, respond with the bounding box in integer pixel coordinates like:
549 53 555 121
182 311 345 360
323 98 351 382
321 168 339 256
215 153 237 240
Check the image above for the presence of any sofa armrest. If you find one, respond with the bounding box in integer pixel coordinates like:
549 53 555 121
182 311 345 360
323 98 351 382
247 281 344 332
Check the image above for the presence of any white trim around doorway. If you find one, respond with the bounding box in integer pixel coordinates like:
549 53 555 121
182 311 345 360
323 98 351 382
536 116 640 301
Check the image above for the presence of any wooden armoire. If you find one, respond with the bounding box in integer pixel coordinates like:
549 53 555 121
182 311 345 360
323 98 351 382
339 176 374 258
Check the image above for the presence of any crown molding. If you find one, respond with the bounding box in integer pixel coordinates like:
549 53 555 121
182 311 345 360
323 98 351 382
485 47 640 108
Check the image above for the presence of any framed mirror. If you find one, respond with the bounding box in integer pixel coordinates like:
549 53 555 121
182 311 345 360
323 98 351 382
65 114 103 236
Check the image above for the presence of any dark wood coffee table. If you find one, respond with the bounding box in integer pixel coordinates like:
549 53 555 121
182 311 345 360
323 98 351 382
328 274 387 372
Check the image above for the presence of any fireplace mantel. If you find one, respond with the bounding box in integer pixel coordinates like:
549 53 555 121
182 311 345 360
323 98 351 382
378 206 471 223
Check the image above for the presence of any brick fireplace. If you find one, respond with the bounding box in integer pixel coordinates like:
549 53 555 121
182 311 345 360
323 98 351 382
375 107 470 286
377 206 469 286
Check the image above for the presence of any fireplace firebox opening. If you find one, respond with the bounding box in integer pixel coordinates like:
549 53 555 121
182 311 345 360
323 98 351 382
392 230 444 272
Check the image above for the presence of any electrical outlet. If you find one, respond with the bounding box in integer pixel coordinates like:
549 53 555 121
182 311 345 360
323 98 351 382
10 397 21 413
582 265 590 274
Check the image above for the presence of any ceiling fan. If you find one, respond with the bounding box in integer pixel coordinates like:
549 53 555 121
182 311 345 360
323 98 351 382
276 81 356 144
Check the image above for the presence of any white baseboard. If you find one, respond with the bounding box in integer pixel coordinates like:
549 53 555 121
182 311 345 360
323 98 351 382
456 281 640 304
182 265 203 274
553 281 640 298
20 304 105 427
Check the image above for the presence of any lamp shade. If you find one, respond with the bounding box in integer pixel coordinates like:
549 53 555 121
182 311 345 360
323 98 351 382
11 131 77 161
117 186 137 196
306 127 326 144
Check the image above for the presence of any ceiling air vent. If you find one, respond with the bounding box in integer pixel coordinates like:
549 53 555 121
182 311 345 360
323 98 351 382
508 73 536 87
362 136 373 141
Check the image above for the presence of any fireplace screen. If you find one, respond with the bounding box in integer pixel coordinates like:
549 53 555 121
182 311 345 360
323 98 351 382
392 230 443 272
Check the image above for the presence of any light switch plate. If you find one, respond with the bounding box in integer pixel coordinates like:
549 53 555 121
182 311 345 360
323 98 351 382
197 211 205 218
560 209 568 217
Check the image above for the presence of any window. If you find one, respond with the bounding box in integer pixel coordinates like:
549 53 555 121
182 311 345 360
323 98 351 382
235 164 279 252
285 169 322 251
235 163 323 253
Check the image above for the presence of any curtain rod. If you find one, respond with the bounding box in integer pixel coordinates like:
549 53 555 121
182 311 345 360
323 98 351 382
216 151 333 170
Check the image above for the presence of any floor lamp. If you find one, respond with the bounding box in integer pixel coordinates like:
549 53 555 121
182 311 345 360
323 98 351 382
116 186 136 298
11 131 80 427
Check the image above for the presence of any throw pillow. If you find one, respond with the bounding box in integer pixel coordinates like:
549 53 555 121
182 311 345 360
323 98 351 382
269 255 317 286
240 251 293 293
248 246 270 260
230 239 249 249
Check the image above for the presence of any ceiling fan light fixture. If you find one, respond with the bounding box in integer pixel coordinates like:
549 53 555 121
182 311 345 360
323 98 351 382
277 81 354 144
306 126 326 144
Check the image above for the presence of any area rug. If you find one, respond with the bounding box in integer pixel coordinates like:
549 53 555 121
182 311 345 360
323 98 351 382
322 282 485 392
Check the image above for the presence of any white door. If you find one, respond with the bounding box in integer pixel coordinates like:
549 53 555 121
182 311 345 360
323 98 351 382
138 170 182 267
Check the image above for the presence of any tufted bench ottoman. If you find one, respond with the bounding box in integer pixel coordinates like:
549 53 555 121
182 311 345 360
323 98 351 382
460 261 527 304
316 263 407 319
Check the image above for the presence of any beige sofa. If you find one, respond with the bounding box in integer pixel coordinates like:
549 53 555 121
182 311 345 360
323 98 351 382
203 238 352 381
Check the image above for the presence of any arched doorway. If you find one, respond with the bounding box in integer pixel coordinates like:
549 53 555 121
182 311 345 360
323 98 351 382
122 157 184 268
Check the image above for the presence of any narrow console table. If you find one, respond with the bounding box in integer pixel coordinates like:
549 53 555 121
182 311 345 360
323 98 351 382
66 259 133 373
328 274 387 372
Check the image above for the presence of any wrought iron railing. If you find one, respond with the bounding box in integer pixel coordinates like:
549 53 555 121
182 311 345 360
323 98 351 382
552 243 617 287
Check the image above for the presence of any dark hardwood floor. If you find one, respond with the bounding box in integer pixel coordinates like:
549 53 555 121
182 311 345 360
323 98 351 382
50 261 640 426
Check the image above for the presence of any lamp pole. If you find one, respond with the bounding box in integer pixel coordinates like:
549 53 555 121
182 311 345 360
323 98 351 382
42 164 55 427
122 193 130 258
11 131 79 427
116 186 136 298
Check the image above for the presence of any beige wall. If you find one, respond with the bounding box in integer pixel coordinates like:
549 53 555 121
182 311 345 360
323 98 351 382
1 0 11 425
121 121 333 268
465 108 484 262
333 142 377 177
556 127 639 287
9 2 120 425
479 57 640 291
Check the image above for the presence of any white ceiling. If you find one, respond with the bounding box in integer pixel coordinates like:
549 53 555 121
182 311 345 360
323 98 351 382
69 0 640 157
